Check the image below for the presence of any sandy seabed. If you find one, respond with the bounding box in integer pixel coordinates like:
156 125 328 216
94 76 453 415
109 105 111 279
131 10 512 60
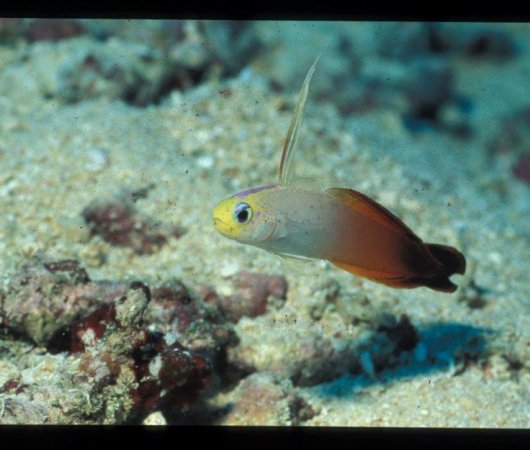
0 20 529 426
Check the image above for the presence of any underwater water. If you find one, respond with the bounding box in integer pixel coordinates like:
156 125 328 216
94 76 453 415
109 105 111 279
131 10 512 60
0 19 529 426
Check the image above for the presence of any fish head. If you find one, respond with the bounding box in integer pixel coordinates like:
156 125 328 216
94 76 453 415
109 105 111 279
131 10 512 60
213 185 280 245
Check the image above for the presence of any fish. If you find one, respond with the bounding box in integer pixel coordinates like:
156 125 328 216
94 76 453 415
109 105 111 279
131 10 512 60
213 58 466 293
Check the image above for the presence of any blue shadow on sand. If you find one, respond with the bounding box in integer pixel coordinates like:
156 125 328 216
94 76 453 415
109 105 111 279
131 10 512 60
312 322 493 399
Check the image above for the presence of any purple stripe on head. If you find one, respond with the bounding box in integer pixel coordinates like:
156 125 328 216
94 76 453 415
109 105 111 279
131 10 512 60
231 184 280 199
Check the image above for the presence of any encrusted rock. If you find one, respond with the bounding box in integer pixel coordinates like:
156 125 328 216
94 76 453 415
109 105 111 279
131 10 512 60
1 257 126 346
226 308 364 386
222 372 295 426
71 282 214 419
144 279 236 358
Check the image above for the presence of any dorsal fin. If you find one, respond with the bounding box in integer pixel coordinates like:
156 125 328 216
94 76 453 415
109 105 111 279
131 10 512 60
325 187 422 243
279 55 320 186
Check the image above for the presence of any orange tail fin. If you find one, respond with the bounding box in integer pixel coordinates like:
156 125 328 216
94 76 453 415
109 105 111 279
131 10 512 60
416 243 467 292
332 243 466 293
324 188 466 293
331 260 424 289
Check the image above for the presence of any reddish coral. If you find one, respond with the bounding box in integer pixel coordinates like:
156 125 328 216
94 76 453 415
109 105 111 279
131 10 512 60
70 304 117 353
132 342 213 414
3 258 234 421
82 200 184 255
71 282 214 418
145 280 236 363
150 282 200 333
196 284 222 304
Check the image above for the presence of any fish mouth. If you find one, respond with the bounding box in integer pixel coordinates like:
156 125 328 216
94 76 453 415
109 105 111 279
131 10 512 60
213 217 225 227
213 217 232 236
213 201 236 236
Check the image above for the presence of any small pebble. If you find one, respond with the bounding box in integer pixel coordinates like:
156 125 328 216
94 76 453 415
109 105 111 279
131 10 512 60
85 147 110 172
143 411 167 426
197 155 214 169
238 67 253 83
219 260 240 278
488 252 502 265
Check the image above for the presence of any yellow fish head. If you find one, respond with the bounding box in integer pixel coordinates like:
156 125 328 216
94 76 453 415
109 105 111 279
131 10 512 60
213 197 259 242
213 185 278 244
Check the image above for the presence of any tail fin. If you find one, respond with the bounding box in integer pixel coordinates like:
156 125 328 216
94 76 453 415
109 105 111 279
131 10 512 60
416 243 466 293
332 243 466 293
426 243 466 275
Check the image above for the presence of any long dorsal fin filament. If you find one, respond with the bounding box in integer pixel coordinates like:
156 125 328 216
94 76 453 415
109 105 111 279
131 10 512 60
279 55 320 186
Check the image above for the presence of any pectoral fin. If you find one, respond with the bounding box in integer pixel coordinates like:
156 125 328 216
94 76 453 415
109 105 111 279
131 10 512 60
275 252 315 274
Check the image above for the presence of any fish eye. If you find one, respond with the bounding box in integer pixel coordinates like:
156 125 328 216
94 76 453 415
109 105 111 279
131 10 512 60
233 202 253 224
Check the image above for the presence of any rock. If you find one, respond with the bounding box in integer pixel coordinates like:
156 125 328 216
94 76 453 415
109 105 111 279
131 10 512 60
222 372 295 426
1 257 126 347
441 23 517 60
226 309 365 386
85 147 110 173
56 38 179 107
406 58 453 124
0 397 50 424
376 23 435 60
82 197 184 255
143 411 167 425
145 279 236 359
376 22 516 61
27 19 85 42
202 271 288 322
72 282 214 419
